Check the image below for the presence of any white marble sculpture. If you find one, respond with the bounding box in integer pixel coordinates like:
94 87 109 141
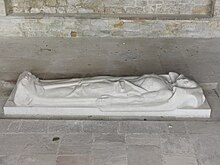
12 71 205 112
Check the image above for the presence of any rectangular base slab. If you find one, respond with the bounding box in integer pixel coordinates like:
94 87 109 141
4 104 211 118
3 88 211 118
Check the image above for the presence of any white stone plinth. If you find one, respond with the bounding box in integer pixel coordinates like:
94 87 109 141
4 89 211 118
3 71 211 118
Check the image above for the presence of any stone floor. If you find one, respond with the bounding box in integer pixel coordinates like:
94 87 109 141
0 37 220 164
0 119 220 165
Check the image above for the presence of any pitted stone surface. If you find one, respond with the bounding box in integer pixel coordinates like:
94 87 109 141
127 145 162 165
0 0 219 38
0 119 218 164
162 155 198 165
0 0 6 16
0 18 219 38
7 0 212 15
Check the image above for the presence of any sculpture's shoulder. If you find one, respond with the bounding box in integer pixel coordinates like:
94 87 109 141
173 86 205 107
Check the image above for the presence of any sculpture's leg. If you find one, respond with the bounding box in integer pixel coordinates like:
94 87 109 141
39 76 139 90
97 90 173 106
39 79 109 89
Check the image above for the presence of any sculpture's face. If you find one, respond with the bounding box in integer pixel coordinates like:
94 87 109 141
175 78 198 88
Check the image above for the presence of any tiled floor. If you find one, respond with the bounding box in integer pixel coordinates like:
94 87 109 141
0 38 220 164
0 119 220 165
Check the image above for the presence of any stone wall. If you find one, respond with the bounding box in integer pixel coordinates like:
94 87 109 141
0 0 6 16
215 0 220 16
0 0 219 38
0 17 220 38
8 0 212 15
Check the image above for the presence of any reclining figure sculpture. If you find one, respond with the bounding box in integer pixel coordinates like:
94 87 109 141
13 71 205 112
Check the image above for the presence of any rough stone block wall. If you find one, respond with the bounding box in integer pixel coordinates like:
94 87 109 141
7 0 212 15
0 0 219 38
215 0 220 16
0 0 6 16
0 18 220 38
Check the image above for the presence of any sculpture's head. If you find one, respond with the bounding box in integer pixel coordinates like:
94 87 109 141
175 76 198 88
168 72 198 88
